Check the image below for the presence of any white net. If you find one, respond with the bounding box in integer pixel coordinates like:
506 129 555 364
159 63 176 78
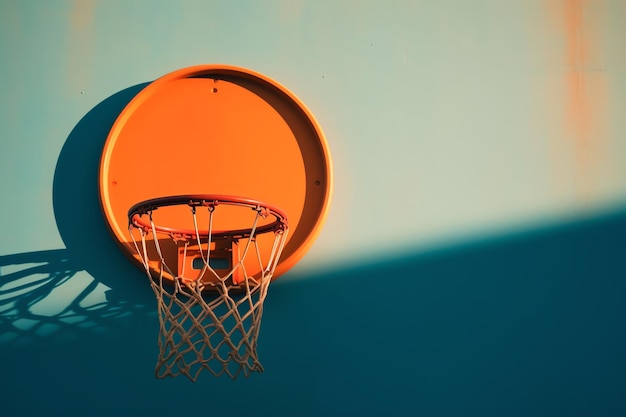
128 197 288 381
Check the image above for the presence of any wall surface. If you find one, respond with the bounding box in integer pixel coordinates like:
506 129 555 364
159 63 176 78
1 1 626 416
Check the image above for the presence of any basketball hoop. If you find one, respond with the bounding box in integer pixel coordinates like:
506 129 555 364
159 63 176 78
99 65 333 381
127 195 288 381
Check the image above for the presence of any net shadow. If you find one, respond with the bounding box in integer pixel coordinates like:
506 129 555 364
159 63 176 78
0 249 154 346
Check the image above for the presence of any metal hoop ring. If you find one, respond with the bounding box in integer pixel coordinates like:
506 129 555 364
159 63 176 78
128 194 288 239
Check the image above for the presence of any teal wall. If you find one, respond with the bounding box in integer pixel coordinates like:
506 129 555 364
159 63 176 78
1 1 626 416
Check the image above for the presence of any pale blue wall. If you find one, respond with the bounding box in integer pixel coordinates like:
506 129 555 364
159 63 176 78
1 1 626 416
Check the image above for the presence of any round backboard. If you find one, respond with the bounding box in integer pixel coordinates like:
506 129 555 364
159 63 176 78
99 65 332 281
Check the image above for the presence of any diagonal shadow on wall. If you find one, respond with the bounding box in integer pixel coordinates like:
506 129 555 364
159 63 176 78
260 206 626 416
1 203 625 416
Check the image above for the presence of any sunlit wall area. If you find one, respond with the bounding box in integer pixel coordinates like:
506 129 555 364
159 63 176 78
2 1 626 270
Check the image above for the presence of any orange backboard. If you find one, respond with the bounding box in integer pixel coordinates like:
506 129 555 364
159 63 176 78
99 65 332 281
